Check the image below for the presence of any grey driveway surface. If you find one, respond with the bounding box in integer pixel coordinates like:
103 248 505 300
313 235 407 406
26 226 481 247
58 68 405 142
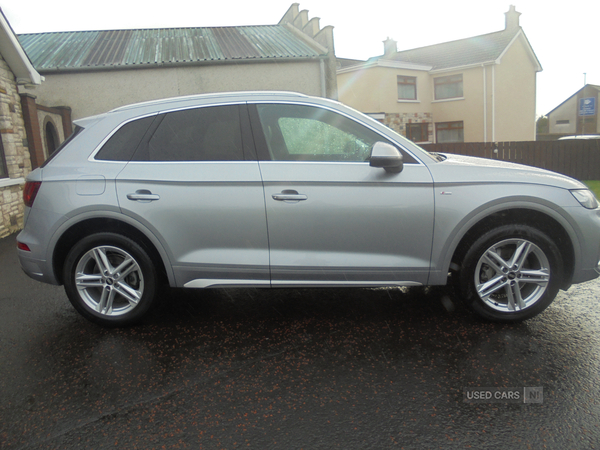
1 233 599 449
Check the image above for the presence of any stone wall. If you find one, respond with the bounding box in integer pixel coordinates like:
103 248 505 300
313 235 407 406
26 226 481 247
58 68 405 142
1 184 23 236
383 112 433 143
0 54 32 238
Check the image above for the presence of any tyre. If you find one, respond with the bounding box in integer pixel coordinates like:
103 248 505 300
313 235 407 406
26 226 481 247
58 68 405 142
458 224 563 322
63 233 158 327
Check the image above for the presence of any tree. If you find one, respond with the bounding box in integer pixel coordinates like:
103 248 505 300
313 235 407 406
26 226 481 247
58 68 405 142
536 116 549 135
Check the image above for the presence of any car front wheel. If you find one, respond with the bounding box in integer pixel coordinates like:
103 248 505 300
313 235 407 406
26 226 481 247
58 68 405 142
459 224 563 322
63 233 157 327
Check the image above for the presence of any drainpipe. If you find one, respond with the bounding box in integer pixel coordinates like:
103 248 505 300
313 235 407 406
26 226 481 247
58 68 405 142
532 72 537 140
320 58 326 97
492 64 496 142
482 64 487 142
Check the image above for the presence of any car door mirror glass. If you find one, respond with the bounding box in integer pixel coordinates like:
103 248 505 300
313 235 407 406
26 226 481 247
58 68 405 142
370 142 403 173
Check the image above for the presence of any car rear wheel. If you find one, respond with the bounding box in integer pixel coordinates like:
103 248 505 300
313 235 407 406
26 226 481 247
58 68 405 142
458 224 563 322
63 233 157 327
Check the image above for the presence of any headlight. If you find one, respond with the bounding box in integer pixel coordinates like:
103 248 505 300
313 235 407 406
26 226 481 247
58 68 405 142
570 189 599 209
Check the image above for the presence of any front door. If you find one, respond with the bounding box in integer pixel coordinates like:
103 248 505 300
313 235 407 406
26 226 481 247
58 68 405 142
250 103 435 287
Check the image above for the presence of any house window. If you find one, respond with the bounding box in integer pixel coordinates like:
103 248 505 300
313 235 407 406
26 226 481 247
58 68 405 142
406 123 428 143
556 120 570 125
434 74 463 100
436 121 464 143
0 137 8 179
398 76 417 100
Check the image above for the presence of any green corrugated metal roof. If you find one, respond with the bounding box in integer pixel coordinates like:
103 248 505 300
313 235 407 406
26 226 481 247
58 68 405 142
18 25 323 71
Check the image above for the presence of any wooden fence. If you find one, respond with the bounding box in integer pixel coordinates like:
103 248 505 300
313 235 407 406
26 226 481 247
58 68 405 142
420 140 600 181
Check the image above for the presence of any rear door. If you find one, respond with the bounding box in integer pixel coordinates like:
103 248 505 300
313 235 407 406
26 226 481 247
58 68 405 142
115 104 269 288
250 102 435 287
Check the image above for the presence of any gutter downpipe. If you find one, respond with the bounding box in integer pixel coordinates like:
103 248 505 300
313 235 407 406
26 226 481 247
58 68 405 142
482 64 487 142
533 72 537 140
492 64 496 142
320 58 326 98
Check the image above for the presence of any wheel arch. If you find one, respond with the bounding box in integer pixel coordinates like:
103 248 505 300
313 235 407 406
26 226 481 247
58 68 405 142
448 207 576 290
51 215 174 286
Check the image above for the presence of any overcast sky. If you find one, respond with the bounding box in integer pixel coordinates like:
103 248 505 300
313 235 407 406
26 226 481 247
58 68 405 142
3 0 598 117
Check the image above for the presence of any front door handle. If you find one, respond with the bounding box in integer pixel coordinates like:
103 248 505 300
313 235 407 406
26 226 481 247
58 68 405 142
127 189 160 202
272 189 307 202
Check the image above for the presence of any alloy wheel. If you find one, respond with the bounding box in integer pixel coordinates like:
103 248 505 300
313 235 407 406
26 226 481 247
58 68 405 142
74 245 144 316
474 238 550 312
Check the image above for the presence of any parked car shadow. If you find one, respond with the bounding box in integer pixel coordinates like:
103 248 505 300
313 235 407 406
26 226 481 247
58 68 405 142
145 285 463 326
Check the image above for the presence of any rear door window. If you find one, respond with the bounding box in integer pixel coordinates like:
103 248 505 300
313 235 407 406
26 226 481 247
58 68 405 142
135 105 245 162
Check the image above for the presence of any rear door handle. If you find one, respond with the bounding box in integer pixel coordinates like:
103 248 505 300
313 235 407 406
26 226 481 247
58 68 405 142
127 189 160 202
272 190 307 202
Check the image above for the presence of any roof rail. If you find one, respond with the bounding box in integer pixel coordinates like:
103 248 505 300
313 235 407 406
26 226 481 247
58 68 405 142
109 91 309 112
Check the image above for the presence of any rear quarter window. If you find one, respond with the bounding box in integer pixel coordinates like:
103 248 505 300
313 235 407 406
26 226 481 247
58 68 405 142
95 116 155 161
40 126 84 168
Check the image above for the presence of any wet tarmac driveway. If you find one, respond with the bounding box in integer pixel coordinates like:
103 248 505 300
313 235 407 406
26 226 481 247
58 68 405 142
1 233 599 449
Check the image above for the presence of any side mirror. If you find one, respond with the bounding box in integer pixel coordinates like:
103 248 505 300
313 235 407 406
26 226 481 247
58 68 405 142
369 142 403 173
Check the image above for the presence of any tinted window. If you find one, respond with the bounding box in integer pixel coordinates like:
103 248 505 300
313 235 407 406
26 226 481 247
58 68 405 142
41 125 85 167
95 116 155 161
256 104 416 163
141 105 243 162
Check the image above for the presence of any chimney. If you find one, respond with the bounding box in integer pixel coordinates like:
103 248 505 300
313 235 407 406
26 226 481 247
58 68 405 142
505 5 521 29
383 37 397 57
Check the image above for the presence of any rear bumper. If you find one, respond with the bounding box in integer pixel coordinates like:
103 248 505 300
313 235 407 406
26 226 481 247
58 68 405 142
571 266 600 285
17 249 60 285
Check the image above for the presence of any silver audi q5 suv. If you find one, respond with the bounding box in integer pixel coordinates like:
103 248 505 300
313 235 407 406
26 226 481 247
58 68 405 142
17 92 600 326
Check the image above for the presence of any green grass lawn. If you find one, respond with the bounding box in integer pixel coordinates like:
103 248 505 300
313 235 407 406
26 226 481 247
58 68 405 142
583 181 600 199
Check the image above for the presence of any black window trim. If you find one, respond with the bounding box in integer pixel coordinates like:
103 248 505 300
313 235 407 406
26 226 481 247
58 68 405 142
127 114 166 162
90 112 159 163
41 125 85 168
